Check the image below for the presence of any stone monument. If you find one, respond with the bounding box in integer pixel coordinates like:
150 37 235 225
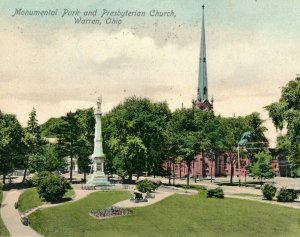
86 97 111 187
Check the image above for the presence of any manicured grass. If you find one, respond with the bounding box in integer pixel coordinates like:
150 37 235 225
174 184 207 191
18 188 44 212
18 187 75 213
232 193 260 197
64 188 75 198
29 191 300 237
0 190 9 236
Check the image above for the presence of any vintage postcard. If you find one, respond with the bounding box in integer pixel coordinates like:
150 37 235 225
0 1 300 236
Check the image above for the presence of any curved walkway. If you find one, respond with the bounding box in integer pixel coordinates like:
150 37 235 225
2 181 300 237
0 188 97 237
1 189 41 237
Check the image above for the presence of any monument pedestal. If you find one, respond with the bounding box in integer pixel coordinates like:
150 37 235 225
86 171 111 187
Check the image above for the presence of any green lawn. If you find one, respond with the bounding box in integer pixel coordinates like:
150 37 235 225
18 187 75 213
18 188 44 212
232 193 260 197
29 191 300 237
0 190 9 236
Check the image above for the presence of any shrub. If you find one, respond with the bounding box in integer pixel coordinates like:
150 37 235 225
276 188 298 202
29 171 52 187
262 184 277 200
207 187 224 198
136 179 159 193
37 174 68 202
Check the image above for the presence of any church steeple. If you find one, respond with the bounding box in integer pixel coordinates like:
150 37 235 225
194 5 213 112
197 5 208 102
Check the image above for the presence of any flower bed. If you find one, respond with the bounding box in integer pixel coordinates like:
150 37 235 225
90 206 130 219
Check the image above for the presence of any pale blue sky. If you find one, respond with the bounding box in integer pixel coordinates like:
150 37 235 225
1 0 300 146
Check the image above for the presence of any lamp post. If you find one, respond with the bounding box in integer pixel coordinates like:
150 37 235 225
237 131 252 186
207 150 215 183
237 143 241 186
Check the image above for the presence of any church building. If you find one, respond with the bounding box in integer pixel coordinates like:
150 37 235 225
171 6 279 180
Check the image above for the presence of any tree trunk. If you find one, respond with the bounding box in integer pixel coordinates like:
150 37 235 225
179 162 182 179
193 160 196 183
2 174 5 184
230 160 234 184
129 174 132 182
172 161 175 186
83 171 86 183
22 166 28 183
187 164 190 186
202 151 206 178
210 160 213 183
70 155 73 183
168 161 171 185
230 153 234 184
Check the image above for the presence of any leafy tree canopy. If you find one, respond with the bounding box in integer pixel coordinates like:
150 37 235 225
0 110 25 183
265 76 300 164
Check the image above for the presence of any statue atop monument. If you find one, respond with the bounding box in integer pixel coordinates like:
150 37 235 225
96 96 102 113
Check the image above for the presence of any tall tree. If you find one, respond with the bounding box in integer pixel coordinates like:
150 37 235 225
248 151 275 184
40 108 95 182
0 111 24 183
103 97 171 181
217 113 268 184
23 108 45 182
28 144 67 173
55 112 81 183
75 108 94 182
265 76 300 167
169 108 217 185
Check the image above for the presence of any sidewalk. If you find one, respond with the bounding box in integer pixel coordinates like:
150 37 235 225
1 176 300 237
1 189 42 237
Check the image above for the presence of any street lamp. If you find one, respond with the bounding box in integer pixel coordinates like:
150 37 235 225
237 132 252 186
206 150 215 183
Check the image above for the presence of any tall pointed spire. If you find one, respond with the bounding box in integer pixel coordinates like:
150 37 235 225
197 5 208 102
194 5 213 112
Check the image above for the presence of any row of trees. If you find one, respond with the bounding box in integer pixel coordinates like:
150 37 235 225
1 76 298 184
0 108 95 183
0 99 267 185
101 97 268 185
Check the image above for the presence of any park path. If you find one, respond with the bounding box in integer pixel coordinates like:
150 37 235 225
2 178 300 237
0 188 97 237
1 189 42 237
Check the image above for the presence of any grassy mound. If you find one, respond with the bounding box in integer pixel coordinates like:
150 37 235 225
18 187 75 213
28 191 300 237
18 188 44 212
